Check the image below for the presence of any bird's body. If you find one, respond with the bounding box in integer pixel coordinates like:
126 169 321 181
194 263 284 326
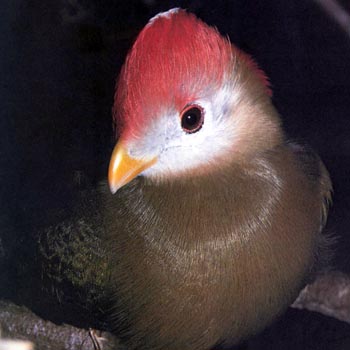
103 8 332 350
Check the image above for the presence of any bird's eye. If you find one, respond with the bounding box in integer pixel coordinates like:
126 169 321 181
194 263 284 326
180 105 204 134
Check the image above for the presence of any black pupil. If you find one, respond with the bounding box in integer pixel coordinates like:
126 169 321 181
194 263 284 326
185 113 198 126
182 107 202 132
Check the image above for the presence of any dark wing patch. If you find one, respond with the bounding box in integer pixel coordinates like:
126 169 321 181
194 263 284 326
288 142 332 230
288 142 334 276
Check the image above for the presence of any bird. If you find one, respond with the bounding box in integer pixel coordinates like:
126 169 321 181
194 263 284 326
103 8 332 350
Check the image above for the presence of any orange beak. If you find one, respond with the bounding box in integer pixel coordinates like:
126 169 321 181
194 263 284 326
108 142 157 194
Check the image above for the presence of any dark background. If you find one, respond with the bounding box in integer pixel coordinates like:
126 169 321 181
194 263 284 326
0 0 350 348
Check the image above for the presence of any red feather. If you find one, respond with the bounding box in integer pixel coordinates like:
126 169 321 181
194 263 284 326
113 9 271 141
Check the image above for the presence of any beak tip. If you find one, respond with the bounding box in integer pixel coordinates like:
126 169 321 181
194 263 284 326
108 183 119 194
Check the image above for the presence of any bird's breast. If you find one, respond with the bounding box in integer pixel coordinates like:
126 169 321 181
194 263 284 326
103 149 322 349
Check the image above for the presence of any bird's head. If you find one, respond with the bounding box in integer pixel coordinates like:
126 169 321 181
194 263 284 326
109 8 283 193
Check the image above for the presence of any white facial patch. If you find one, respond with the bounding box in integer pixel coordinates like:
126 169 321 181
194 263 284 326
127 80 240 180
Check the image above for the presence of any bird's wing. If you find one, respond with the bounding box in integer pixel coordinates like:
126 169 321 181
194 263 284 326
288 142 333 274
288 142 332 229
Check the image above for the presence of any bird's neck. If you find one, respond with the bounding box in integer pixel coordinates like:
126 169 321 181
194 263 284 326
106 150 283 257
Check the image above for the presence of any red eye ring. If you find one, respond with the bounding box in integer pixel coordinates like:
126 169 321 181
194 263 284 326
180 105 204 134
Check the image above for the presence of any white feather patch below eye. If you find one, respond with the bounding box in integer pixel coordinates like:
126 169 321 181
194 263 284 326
138 83 238 178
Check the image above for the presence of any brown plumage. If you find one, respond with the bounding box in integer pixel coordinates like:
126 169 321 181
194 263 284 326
103 8 332 350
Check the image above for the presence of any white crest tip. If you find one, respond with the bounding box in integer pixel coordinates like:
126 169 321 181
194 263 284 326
147 8 181 25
